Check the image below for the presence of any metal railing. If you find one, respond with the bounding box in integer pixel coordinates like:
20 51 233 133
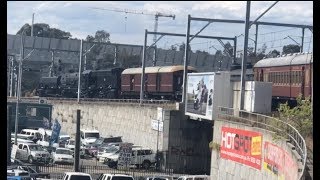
33 164 182 180
217 106 307 180
7 96 176 106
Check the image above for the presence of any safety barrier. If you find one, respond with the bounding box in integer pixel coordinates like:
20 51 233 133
217 106 307 180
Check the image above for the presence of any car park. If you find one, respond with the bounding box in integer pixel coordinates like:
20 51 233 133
62 172 92 180
51 148 74 164
7 168 31 179
97 174 134 180
16 143 51 164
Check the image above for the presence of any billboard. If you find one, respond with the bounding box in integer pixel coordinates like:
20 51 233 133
220 127 262 170
118 143 133 168
263 142 298 180
185 73 215 120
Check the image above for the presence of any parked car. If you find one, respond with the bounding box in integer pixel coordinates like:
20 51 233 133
105 147 156 169
7 168 32 180
177 176 210 180
97 145 120 162
62 172 92 180
80 129 100 146
51 148 74 164
15 143 51 164
65 139 75 150
7 164 51 179
97 174 134 180
58 134 71 148
90 142 121 158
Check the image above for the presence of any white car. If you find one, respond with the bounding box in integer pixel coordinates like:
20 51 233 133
51 148 74 164
62 172 92 180
97 174 134 180
65 139 75 150
98 146 119 162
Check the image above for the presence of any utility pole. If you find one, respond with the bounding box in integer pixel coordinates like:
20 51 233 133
74 110 81 172
140 30 148 105
7 106 11 165
240 1 251 110
14 34 25 145
301 28 305 53
182 15 191 104
31 13 34 37
77 40 83 103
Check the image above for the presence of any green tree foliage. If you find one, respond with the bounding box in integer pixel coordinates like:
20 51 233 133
266 49 280 58
278 94 312 138
179 42 191 52
17 23 72 39
170 45 177 51
94 30 110 43
282 44 300 54
223 42 233 57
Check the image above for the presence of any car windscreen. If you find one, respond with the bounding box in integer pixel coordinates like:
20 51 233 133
56 149 73 155
70 175 91 180
69 140 75 145
112 176 134 180
29 145 44 151
105 146 119 153
84 133 99 138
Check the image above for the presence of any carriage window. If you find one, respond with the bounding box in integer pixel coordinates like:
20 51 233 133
281 72 284 84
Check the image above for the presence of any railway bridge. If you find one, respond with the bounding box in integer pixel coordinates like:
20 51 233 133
7 97 308 179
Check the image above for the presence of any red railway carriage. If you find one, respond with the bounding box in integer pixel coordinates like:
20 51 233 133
121 65 197 99
253 53 313 107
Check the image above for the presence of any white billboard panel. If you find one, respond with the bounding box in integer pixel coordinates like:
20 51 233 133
185 71 231 121
185 73 215 120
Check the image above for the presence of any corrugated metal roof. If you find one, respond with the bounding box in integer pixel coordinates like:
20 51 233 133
254 53 313 68
122 65 196 74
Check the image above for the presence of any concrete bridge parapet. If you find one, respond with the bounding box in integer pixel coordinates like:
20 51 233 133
210 107 307 180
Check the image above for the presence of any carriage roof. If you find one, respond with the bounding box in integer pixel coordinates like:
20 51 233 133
254 53 313 68
122 65 196 75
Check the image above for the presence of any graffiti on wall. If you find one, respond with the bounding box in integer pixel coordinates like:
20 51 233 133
263 142 298 180
220 127 263 170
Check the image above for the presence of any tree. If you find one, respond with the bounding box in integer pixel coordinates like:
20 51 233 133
94 30 110 43
179 42 191 52
282 44 300 54
86 35 95 42
16 23 72 39
223 42 233 57
278 94 312 138
215 50 222 56
170 45 177 51
266 49 280 58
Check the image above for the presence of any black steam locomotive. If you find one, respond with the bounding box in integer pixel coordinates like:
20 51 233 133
36 68 124 99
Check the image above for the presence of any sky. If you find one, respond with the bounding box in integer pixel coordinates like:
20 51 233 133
7 1 313 54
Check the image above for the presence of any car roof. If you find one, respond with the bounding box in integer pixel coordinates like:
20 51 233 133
56 148 72 151
21 129 39 133
80 129 99 133
103 174 133 177
65 172 91 176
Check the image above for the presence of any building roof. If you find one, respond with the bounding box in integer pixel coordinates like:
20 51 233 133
122 65 196 75
254 53 313 68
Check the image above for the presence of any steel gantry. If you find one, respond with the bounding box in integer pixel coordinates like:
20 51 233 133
139 30 237 104
181 2 313 108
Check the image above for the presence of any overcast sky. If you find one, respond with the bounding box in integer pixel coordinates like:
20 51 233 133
7 1 313 54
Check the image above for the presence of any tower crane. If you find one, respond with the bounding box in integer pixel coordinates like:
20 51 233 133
91 7 175 47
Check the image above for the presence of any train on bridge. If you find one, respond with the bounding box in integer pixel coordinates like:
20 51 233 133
36 65 196 100
36 52 312 107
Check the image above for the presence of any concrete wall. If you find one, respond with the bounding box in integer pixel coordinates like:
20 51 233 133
164 110 212 174
51 101 166 152
50 100 212 174
210 120 301 180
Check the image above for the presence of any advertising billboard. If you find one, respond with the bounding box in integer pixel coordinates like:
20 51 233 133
220 127 262 170
118 143 133 168
263 142 298 180
185 73 215 120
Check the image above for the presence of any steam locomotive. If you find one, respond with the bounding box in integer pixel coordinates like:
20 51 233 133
36 65 196 100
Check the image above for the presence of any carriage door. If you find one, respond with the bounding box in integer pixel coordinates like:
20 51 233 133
130 75 134 91
301 67 305 98
259 69 264 81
